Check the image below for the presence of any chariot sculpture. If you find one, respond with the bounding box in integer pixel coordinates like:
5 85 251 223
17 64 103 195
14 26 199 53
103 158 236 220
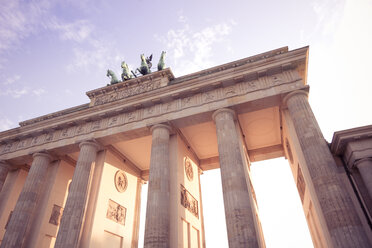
106 51 167 85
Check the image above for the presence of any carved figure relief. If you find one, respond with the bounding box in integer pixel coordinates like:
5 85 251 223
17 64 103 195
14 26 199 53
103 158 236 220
92 120 101 130
297 164 306 204
184 157 194 181
5 211 13 229
45 132 54 141
108 116 118 126
180 184 199 218
106 199 126 225
285 138 294 164
49 204 63 226
3 143 12 153
61 128 69 138
115 170 128 193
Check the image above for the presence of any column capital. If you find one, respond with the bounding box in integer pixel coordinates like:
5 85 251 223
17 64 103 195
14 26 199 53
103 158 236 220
354 157 372 168
282 90 309 108
150 123 172 134
212 108 236 122
79 140 100 151
32 151 53 162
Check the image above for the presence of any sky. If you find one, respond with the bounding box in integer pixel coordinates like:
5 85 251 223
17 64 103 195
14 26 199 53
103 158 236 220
1 0 372 247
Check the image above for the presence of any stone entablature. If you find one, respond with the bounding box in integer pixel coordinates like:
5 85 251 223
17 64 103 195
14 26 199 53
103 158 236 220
0 47 308 161
331 125 372 168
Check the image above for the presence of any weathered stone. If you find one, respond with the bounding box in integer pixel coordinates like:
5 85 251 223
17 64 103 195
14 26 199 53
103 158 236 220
283 90 370 247
213 108 259 248
0 152 52 248
54 140 99 248
144 124 171 248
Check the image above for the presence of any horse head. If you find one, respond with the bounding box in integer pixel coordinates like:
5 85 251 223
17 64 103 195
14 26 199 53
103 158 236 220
160 51 166 59
140 54 146 65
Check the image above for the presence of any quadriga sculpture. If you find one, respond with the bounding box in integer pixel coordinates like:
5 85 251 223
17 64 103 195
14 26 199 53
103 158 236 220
107 69 120 85
121 61 133 81
136 54 151 76
157 51 166 71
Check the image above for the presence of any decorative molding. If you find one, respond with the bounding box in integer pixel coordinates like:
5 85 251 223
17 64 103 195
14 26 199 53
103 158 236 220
180 184 199 218
106 199 126 225
114 170 128 193
184 157 194 181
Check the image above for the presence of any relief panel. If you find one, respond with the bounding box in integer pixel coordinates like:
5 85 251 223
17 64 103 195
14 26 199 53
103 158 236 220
106 199 126 225
180 184 199 218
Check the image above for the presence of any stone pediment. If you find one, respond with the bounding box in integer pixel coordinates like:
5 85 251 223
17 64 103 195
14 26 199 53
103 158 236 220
0 46 309 161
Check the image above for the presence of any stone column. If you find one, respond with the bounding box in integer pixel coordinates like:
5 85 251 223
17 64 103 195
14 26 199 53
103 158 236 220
212 108 259 248
144 124 171 248
0 152 52 248
0 161 11 193
355 157 372 200
283 90 370 247
55 140 99 248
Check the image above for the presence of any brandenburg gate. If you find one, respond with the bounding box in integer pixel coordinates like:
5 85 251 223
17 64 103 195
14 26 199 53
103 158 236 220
0 47 371 247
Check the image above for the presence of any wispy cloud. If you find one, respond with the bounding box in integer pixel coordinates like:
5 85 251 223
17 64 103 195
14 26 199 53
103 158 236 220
32 88 46 96
0 0 51 64
0 118 15 131
155 20 236 76
0 87 46 98
48 19 94 43
0 87 29 98
310 0 345 36
308 0 372 138
2 75 21 85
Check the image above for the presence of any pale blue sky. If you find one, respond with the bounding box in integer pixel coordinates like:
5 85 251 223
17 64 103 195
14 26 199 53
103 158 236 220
1 0 372 247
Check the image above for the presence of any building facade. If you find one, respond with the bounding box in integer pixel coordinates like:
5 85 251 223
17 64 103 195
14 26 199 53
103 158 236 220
0 46 371 247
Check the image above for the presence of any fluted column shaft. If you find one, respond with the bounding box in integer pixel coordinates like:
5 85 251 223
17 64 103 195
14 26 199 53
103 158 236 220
355 158 372 200
213 108 259 248
144 124 171 248
284 90 370 247
0 152 52 248
55 141 99 248
0 161 10 193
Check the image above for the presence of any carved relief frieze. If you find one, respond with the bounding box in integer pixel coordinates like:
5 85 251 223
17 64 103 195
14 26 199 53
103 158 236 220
106 199 126 225
161 101 177 112
16 139 27 149
124 110 139 123
224 85 237 96
202 91 217 102
60 128 71 138
76 124 86 135
93 80 163 106
143 105 159 118
108 116 119 127
180 184 199 218
49 204 63 226
45 132 54 142
91 120 101 131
